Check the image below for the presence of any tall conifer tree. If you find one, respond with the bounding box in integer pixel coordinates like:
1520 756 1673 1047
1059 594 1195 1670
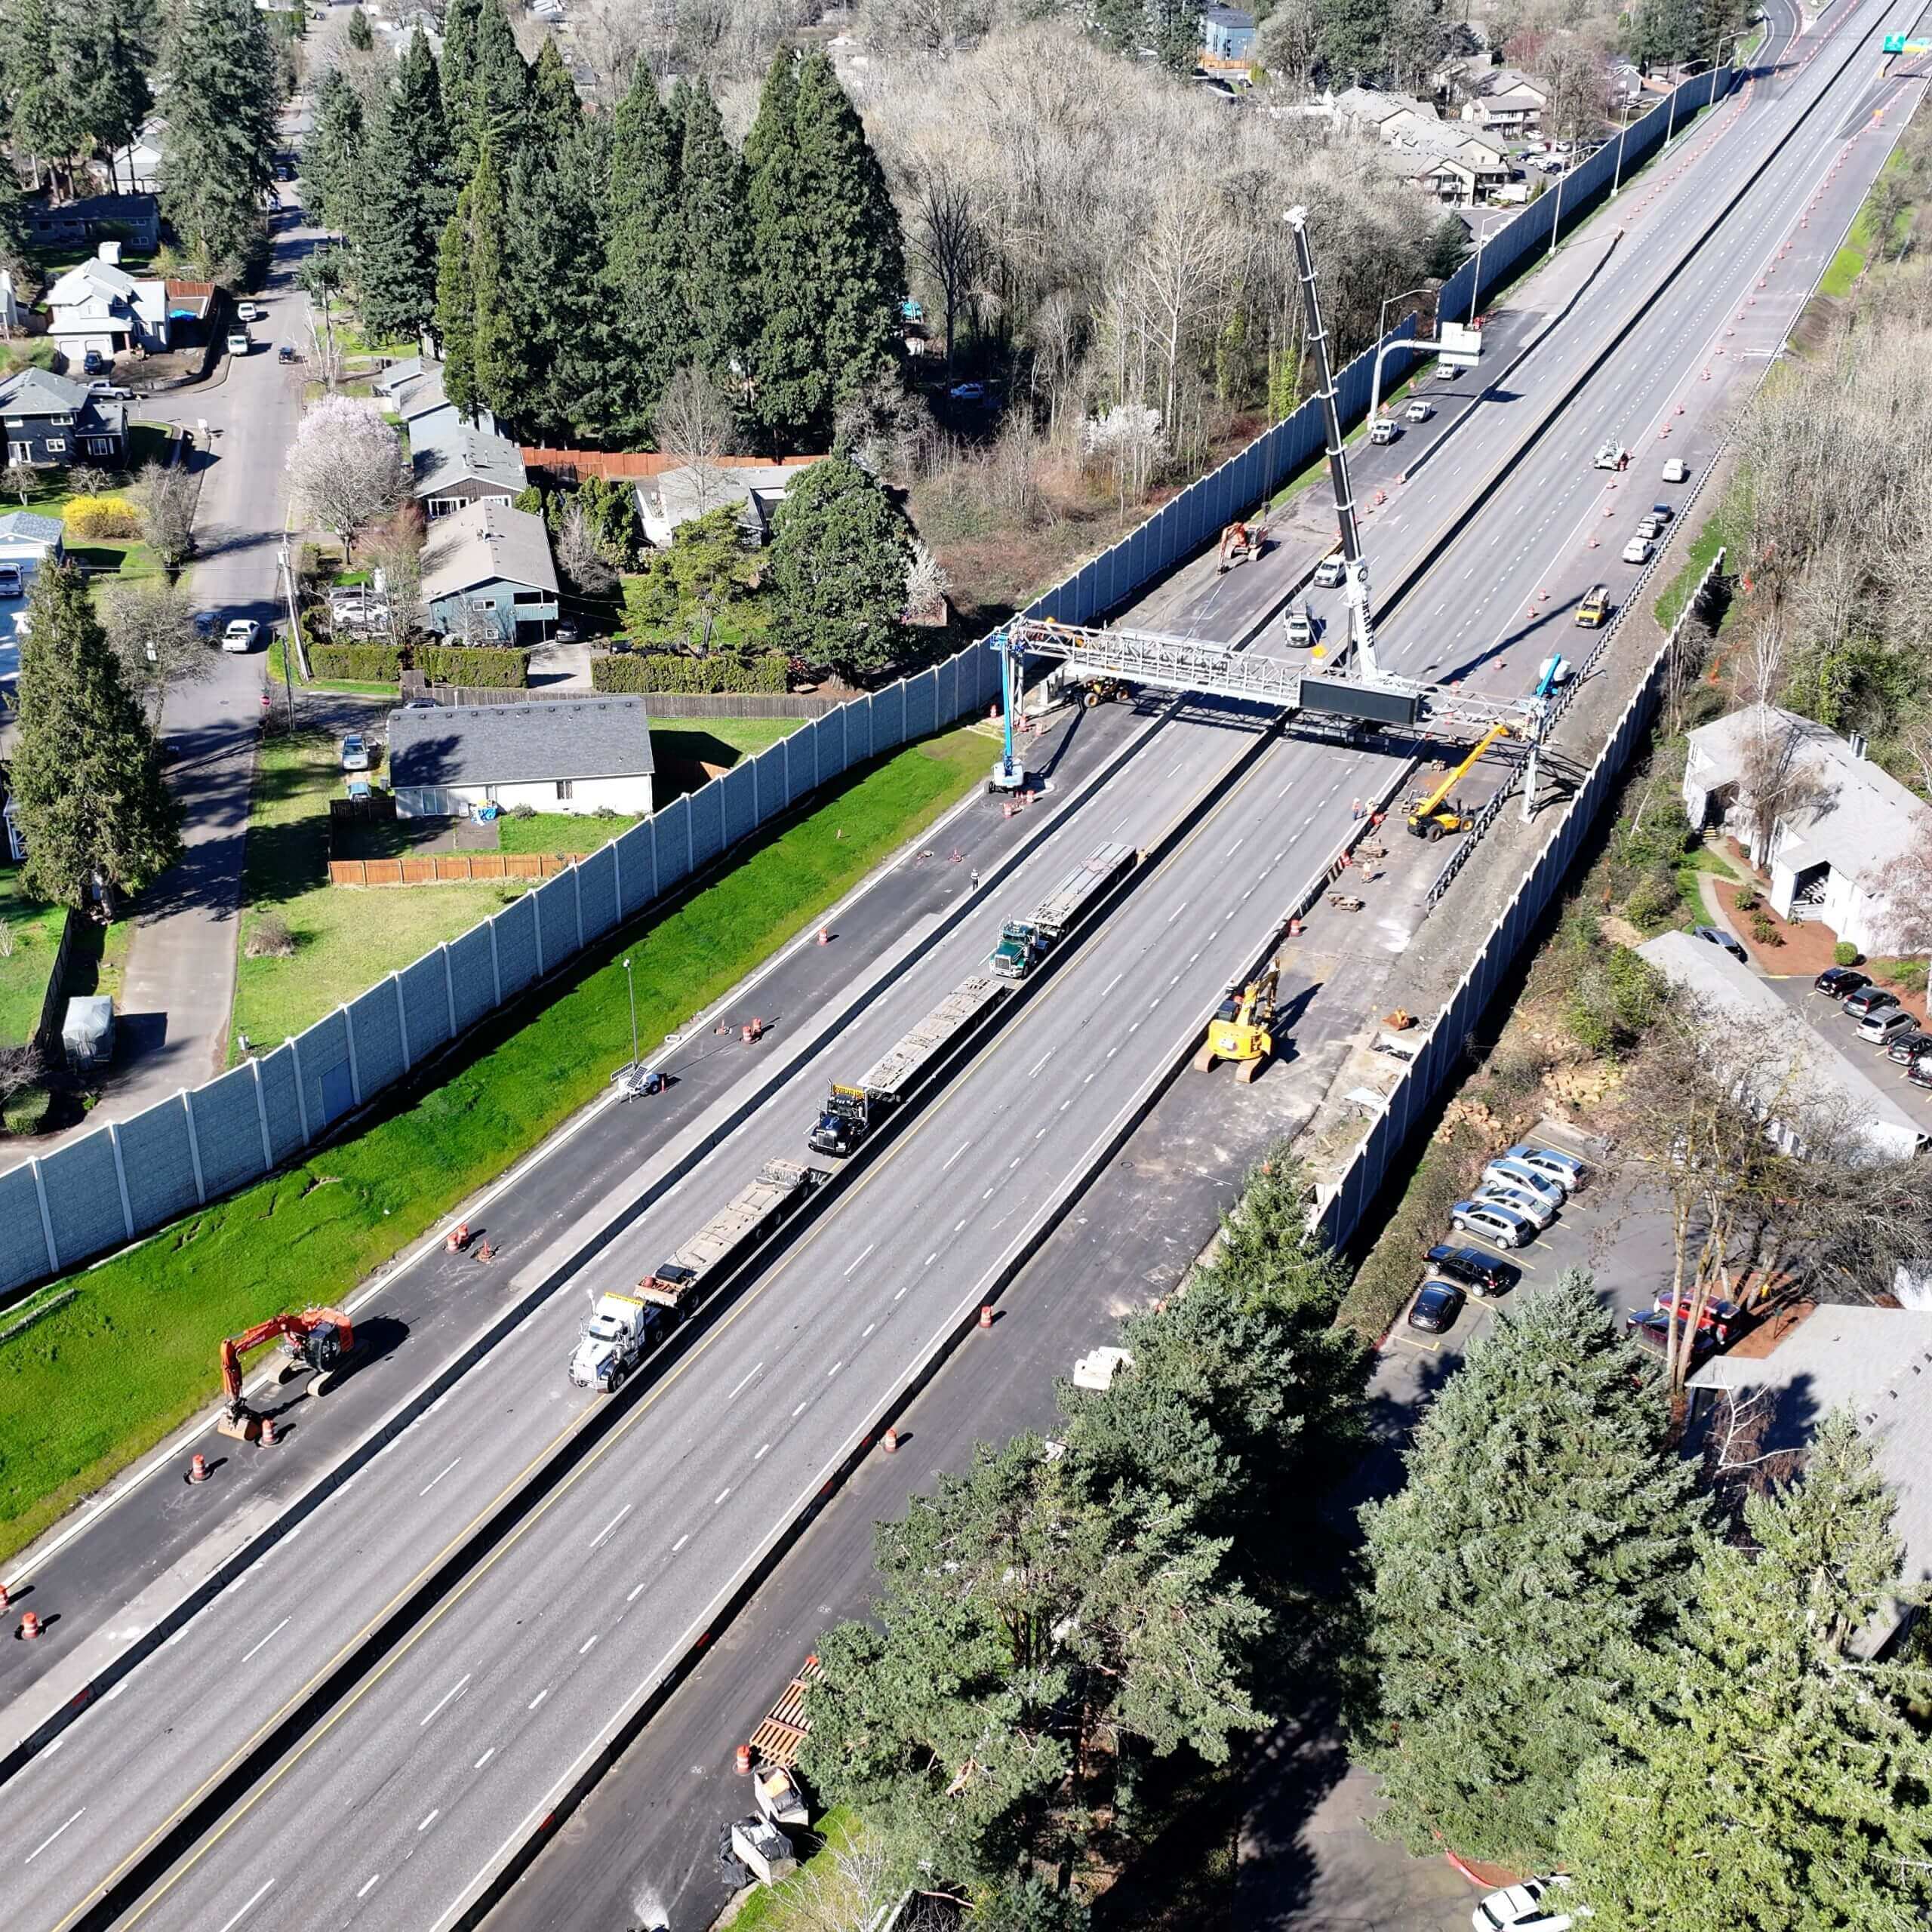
676 79 752 407
603 63 686 436
158 0 278 277
352 29 455 344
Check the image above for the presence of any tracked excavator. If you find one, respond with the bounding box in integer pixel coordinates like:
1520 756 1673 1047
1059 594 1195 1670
1196 959 1280 1082
1215 518 1269 574
214 1307 355 1441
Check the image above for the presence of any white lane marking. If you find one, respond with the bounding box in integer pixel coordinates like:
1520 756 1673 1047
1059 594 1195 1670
955 1218 966 1232
418 1809 441 1833
216 1878 275 1932
579 1635 598 1656
672 1534 690 1552
714 1488 732 1506
1164 900 1188 924
842 1244 875 1278
165 1628 186 1648
863 1322 876 1338
755 1441 771 1459
629 1582 648 1601
1027 1048 1054 1077
589 1503 633 1551
982 1187 994 1200
1102 971 1124 996
104 1681 128 1703
23 1807 85 1865
924 1254 937 1266
418 1672 472 1728
792 1398 810 1414
357 1874 382 1898
240 1617 291 1665
1008 1157 1021 1170
941 1142 969 1171
528 1689 549 1711
419 1457 460 1497
727 1361 763 1401
1228 837 1244 854
893 1286 908 1301
40 1735 66 1760
475 1745 497 1770
826 1360 844 1378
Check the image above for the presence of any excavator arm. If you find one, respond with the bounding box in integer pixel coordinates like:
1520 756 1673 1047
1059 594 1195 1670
217 1309 354 1429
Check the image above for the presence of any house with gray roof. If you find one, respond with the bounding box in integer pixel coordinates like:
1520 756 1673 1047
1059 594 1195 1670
634 459 820 550
1687 1303 1932 1653
386 696 655 820
0 367 126 467
412 407 528 520
419 499 558 643
46 246 171 361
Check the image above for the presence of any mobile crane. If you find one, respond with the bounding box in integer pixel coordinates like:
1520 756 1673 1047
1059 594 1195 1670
214 1306 354 1440
1404 721 1515 840
1196 959 1280 1081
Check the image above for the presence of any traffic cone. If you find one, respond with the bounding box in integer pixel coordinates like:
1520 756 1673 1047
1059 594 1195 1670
735 1743 753 1774
882 1428 899 1454
19 1611 41 1640
0 1583 8 1612
260 1415 278 1447
189 1453 210 1484
817 927 830 945
979 1306 994 1330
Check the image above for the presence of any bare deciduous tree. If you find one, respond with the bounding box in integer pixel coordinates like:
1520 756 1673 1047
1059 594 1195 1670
903 158 986 380
2 460 35 505
553 500 617 598
285 395 408 561
364 502 425 638
653 364 738 519
100 580 214 724
134 461 198 577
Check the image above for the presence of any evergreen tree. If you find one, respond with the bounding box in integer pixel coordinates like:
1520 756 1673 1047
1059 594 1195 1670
463 0 529 161
1566 1411 1932 1930
1424 211 1469 279
744 54 817 448
603 63 686 436
1354 1275 1706 1872
528 36 580 146
74 0 154 196
768 454 911 682
346 5 372 49
352 29 455 345
439 0 480 162
0 141 27 268
6 0 85 194
676 78 752 404
303 66 366 240
9 562 181 911
1312 0 1389 80
434 195 478 419
158 0 279 279
467 145 518 423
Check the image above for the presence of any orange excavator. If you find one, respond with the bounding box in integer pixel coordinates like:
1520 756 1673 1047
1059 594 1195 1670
215 1307 354 1441
1216 518 1269 575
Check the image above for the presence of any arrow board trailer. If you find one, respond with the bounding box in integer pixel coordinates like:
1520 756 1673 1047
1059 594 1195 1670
989 839 1138 980
638 1158 829 1319
809 975 1008 1156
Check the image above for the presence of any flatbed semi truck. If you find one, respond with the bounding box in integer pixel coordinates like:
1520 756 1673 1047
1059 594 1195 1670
639 1158 828 1321
989 839 1137 980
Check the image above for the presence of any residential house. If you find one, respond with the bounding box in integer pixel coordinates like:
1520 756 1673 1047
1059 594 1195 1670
1460 68 1549 135
0 368 127 467
23 192 160 254
1686 1303 1932 1652
100 119 165 195
1681 706 1931 955
633 459 820 550
45 245 171 363
1382 133 1510 205
411 408 528 520
419 500 558 642
0 509 63 662
371 355 434 398
1199 6 1257 64
386 696 656 820
1636 930 1927 1164
1331 86 1441 144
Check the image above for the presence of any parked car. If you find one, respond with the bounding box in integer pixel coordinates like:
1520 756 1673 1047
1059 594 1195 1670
1472 1876 1579 1931
1635 513 1664 541
86 377 132 401
1654 1289 1749 1343
1426 1243 1520 1297
1622 535 1654 565
1481 1157 1567 1211
947 380 990 405
345 776 372 802
1858 1006 1917 1047
1885 1029 1932 1067
1408 1281 1466 1334
236 301 264 322
1693 923 1749 964
1451 1198 1535 1248
1503 1144 1588 1193
1282 606 1315 648
82 348 106 374
1575 584 1611 627
1475 1180 1558 1230
193 610 219 638
1626 1308 1717 1367
1662 456 1692 483
1434 359 1460 384
221 618 259 654
1313 555 1346 589
0 563 21 598
1842 985 1900 1020
340 733 371 772
1370 416 1401 445
1649 501 1675 524
1814 965 1869 1000
278 344 298 365
1404 398 1434 423
1909 1057 1932 1091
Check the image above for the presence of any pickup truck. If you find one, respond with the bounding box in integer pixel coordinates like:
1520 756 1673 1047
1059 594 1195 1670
1593 442 1631 471
1369 416 1400 445
568 1291 665 1392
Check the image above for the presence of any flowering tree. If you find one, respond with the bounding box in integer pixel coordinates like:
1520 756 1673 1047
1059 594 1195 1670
285 395 407 561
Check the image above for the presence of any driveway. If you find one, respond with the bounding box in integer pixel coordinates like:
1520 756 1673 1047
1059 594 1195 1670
42 118 325 1135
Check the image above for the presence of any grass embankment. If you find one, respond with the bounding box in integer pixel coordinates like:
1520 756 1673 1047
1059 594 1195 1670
0 869 69 1044
1820 143 1915 297
1652 485 1741 629
231 731 525 1055
715 1809 861 1932
0 723 989 1565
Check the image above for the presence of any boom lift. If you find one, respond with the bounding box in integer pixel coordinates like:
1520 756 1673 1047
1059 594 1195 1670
215 1306 353 1440
1404 721 1515 840
1196 958 1280 1081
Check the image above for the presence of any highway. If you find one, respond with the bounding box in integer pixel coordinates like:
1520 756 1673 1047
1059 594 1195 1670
2 0 1918 1919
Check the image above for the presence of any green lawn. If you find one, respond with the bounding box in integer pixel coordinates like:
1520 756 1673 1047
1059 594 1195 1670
652 717 802 764
1820 146 1915 297
231 731 524 1057
0 721 989 1563
495 811 642 857
0 869 70 1045
0 422 177 522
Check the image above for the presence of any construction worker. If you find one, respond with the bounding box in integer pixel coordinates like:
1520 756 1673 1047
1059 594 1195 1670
970 869 980 891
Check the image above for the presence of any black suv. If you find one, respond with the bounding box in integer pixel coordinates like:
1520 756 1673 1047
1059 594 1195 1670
1814 966 1869 1000
1426 1244 1520 1297
1887 1029 1932 1068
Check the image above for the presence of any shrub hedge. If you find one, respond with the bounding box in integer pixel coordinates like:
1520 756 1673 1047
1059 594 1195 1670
310 641 405 681
592 651 789 695
416 645 530 688
66 495 142 538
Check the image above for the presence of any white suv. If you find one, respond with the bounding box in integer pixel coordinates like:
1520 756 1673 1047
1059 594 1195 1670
1472 1876 1580 1930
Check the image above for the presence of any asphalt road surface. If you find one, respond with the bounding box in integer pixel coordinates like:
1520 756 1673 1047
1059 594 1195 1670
2 0 1916 1921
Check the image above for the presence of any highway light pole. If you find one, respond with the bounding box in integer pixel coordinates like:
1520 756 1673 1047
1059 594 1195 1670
1366 283 1435 423
621 955 639 1072
1609 95 1640 197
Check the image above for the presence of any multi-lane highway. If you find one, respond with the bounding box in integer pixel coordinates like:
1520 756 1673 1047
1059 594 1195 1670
2 0 1920 1922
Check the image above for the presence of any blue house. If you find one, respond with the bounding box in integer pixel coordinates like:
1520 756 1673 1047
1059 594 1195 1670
1201 6 1257 63
420 500 560 643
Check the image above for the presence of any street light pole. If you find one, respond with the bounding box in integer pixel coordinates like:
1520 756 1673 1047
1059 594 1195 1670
622 956 639 1072
1610 96 1638 198
1367 282 1434 424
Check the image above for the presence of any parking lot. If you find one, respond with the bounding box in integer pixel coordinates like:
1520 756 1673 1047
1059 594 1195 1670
1762 971 1932 1138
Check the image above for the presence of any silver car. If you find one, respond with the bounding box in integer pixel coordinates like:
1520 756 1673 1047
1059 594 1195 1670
1503 1143 1588 1192
1475 1180 1558 1230
1481 1158 1566 1211
1451 1198 1535 1248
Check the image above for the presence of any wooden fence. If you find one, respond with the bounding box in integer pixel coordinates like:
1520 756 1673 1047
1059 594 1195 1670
519 448 825 482
328 853 571 888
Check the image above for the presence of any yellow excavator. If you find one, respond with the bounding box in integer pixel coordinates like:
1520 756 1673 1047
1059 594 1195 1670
1404 721 1515 841
1196 959 1279 1082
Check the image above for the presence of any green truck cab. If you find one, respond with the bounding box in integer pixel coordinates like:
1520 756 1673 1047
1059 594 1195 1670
990 918 1044 980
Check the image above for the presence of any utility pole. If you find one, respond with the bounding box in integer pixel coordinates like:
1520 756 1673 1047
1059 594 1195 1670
1283 206 1380 681
1610 94 1639 197
276 528 299 731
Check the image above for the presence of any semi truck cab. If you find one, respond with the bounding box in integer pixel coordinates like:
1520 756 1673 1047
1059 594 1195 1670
990 918 1044 980
808 1083 872 1156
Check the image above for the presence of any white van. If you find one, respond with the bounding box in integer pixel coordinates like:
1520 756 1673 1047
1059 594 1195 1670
226 327 251 356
